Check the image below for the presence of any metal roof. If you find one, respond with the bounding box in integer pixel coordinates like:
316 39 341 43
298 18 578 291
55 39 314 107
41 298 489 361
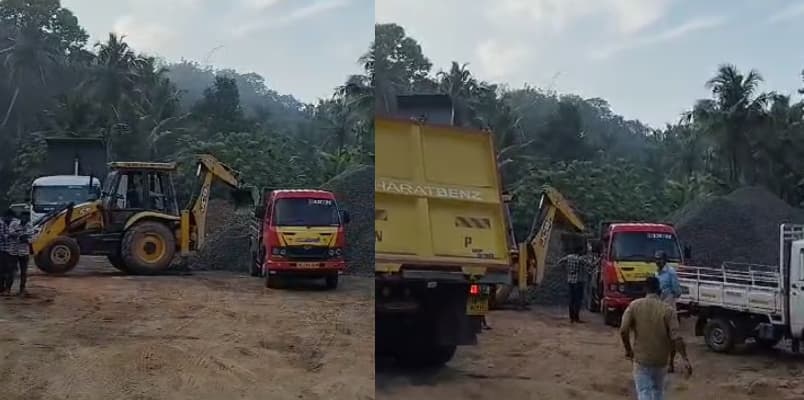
108 161 177 171
32 175 101 186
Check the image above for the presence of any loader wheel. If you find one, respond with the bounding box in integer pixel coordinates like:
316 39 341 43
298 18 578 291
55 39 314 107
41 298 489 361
35 236 80 274
107 252 129 273
121 221 176 275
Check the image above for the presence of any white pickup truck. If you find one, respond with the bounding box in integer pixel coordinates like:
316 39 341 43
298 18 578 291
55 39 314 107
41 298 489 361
676 224 804 353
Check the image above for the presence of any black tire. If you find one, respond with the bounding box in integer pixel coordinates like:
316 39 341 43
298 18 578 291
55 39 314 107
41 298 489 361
325 275 339 290
35 236 80 274
704 318 736 353
120 221 176 275
107 252 129 273
265 273 283 289
397 345 457 368
603 306 621 327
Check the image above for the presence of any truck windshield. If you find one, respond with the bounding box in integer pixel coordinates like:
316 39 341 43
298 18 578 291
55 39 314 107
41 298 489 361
611 232 681 262
273 198 339 227
32 185 98 212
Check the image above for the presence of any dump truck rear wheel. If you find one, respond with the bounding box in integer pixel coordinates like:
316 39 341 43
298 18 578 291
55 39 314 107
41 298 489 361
397 344 456 368
35 236 80 274
121 221 176 275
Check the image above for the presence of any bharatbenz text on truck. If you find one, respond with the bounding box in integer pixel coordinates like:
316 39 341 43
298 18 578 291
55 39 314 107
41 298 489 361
250 189 350 289
375 95 512 367
677 224 804 354
588 222 689 325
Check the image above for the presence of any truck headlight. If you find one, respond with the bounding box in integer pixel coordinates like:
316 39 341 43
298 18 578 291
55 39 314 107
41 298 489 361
272 247 286 256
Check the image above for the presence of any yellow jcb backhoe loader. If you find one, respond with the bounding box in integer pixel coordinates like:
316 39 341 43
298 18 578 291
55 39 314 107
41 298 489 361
493 185 586 307
31 154 255 275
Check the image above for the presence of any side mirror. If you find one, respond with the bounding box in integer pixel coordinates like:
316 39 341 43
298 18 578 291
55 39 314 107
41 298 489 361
340 210 351 224
683 245 692 260
254 205 266 219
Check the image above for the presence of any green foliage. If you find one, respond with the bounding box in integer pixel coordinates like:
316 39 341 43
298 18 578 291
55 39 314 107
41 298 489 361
377 23 804 236
0 0 372 207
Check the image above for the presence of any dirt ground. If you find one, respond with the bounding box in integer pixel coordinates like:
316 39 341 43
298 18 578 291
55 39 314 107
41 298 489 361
0 257 374 400
377 307 804 400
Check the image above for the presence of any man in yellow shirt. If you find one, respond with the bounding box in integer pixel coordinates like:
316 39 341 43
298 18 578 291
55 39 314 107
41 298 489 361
620 276 692 400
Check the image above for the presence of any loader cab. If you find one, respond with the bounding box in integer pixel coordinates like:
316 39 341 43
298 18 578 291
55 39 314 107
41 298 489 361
101 163 180 231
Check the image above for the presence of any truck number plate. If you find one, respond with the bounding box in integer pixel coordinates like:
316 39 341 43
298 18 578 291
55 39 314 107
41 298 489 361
466 296 489 316
297 262 320 269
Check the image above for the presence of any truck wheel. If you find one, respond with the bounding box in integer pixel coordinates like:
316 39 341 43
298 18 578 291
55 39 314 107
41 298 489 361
324 275 339 290
265 273 284 289
35 236 80 274
704 318 736 353
121 221 176 275
603 305 620 327
107 252 129 273
398 345 457 368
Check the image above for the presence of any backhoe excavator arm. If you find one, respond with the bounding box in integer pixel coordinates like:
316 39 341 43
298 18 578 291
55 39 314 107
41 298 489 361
521 186 585 289
180 154 254 255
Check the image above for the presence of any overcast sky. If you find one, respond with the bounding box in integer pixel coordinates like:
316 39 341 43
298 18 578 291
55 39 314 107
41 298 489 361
377 0 804 128
61 0 373 103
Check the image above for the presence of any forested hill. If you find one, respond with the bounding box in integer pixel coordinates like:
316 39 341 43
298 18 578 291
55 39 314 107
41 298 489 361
372 22 804 239
0 0 372 207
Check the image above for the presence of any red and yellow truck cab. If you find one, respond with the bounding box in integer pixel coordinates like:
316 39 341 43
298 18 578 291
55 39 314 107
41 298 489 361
591 222 687 325
249 189 350 289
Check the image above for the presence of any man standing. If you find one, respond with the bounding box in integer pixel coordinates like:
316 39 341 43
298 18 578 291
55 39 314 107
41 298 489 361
558 239 591 323
620 276 692 400
654 250 682 372
0 209 15 295
9 212 32 296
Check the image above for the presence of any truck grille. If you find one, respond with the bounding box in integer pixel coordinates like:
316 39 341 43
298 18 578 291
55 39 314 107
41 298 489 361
621 283 646 297
285 246 329 260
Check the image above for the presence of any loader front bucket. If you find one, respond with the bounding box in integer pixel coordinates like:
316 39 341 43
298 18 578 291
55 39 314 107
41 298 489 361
231 186 257 209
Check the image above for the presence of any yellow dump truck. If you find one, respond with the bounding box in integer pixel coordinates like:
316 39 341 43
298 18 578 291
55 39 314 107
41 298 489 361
375 108 512 367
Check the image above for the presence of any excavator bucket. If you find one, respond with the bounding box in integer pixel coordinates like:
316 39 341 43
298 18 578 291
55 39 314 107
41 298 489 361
230 186 257 209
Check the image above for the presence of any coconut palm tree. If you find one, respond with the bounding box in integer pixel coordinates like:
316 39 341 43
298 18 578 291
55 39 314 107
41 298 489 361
694 64 771 186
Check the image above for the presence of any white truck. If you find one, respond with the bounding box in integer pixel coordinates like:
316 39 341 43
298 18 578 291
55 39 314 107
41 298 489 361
676 224 804 353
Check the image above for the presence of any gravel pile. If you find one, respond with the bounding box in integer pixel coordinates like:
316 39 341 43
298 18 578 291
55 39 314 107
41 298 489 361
526 230 579 305
673 186 804 267
322 165 374 276
189 204 253 273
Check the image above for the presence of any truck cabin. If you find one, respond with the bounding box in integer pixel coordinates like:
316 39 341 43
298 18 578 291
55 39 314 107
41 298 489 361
30 175 102 223
258 190 349 228
600 223 684 300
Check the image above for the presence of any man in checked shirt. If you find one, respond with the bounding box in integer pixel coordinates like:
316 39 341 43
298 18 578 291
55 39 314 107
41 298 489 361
9 211 33 296
0 209 15 296
557 238 593 323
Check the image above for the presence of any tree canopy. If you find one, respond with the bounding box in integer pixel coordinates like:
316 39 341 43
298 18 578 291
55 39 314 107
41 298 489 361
373 23 804 239
0 0 372 207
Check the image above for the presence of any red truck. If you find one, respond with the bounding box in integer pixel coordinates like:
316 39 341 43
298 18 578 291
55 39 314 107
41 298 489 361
249 189 350 289
587 222 689 325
